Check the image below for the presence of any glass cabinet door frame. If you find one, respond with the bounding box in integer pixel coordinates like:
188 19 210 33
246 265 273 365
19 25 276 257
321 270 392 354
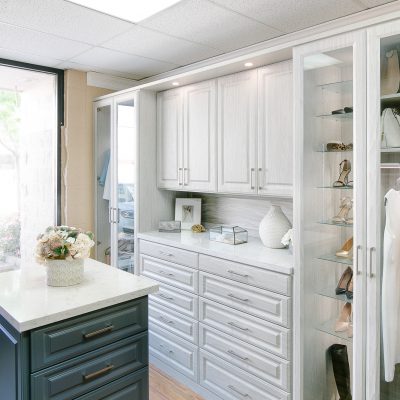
366 19 400 400
293 30 367 400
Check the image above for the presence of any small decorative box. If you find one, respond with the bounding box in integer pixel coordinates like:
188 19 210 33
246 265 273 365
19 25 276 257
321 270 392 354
209 225 248 245
159 221 181 233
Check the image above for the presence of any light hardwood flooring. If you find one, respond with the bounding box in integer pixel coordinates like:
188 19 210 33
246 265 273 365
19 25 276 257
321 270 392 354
150 365 205 400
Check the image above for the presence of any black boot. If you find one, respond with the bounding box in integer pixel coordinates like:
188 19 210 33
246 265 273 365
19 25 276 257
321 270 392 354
328 344 352 400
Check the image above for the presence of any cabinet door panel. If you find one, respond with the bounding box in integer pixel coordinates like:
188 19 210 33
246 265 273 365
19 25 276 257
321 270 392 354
183 80 217 192
218 70 258 193
157 89 183 189
258 61 293 197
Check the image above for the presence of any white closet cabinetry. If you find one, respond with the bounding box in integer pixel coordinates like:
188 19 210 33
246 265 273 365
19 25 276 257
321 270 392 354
157 80 217 192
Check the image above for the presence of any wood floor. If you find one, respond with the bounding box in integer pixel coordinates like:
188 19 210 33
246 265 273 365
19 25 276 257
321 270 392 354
149 365 205 400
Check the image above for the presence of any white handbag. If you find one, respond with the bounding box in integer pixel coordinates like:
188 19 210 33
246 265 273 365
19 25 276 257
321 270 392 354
381 107 400 148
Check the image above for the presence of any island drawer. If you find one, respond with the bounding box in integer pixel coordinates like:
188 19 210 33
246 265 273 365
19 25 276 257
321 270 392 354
149 324 198 381
76 368 148 400
199 298 290 359
31 298 148 372
140 254 199 293
31 333 148 400
200 350 290 400
139 240 198 268
199 254 291 296
199 272 290 327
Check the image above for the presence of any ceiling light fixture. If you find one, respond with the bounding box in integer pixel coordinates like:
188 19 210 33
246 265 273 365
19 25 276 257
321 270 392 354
172 82 180 86
244 62 253 67
66 0 181 23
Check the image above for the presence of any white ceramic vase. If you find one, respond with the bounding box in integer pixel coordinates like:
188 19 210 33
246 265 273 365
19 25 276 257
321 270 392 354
259 205 291 249
46 258 84 287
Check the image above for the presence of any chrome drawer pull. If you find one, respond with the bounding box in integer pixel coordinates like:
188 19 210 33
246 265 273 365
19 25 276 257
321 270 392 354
83 364 114 381
227 270 249 278
228 384 249 397
159 270 174 276
83 325 114 340
159 316 174 324
159 293 174 300
159 344 174 355
228 293 249 302
228 321 249 331
159 251 174 257
227 349 249 361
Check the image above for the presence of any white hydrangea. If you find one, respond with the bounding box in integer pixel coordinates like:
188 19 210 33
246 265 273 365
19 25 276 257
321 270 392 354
69 233 95 259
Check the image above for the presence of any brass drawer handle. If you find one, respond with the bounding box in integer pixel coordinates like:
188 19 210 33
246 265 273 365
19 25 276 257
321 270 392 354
228 321 249 331
227 270 249 278
227 293 249 302
228 384 249 397
83 364 114 381
83 325 114 340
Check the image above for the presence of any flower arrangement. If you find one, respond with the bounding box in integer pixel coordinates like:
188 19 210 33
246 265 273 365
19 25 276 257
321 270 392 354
281 228 293 248
36 226 95 264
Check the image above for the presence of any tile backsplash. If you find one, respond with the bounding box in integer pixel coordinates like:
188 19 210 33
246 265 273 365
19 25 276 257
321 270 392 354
200 195 293 238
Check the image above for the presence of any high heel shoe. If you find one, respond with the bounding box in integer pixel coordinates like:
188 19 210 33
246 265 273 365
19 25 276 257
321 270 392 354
336 237 353 258
333 160 352 187
335 303 352 332
346 276 353 300
335 267 353 295
332 197 353 224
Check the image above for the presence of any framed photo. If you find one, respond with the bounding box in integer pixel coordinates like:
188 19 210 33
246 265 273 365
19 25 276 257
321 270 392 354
175 198 201 230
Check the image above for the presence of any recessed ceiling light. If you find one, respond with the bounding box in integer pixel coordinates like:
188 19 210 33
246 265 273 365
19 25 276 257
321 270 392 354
244 62 253 67
172 82 180 86
66 0 181 23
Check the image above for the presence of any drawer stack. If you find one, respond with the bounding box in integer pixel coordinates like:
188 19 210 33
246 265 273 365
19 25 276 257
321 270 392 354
139 239 293 400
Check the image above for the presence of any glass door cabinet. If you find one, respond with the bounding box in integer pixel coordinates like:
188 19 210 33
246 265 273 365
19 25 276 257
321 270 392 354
94 92 137 273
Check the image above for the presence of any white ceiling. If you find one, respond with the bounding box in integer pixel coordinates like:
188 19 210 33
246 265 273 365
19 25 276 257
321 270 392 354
0 0 397 81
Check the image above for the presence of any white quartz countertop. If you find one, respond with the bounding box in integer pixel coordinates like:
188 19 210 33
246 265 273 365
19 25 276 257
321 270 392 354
0 258 159 332
138 231 293 275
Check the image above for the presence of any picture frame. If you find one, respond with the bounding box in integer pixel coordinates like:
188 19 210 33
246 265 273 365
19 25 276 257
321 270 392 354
175 198 201 230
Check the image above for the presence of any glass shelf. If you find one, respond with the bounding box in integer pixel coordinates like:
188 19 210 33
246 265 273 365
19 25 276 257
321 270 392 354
317 254 353 266
318 220 353 228
317 287 353 304
315 113 353 120
381 93 400 107
317 319 352 342
317 80 352 92
317 186 353 190
381 147 400 153
315 149 353 153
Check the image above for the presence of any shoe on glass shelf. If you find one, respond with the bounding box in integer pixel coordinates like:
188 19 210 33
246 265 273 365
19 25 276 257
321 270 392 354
332 197 353 224
335 267 353 295
336 237 353 258
333 160 352 187
335 303 352 332
346 276 353 300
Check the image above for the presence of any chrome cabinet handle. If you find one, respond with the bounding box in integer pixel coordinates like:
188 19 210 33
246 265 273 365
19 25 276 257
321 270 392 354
159 270 174 277
178 168 183 186
159 316 174 324
159 293 174 300
355 245 362 275
368 247 376 278
228 321 249 331
250 168 255 190
159 343 174 354
258 167 263 190
227 349 249 361
108 207 112 224
115 207 120 223
227 270 249 278
227 293 249 302
183 167 188 186
228 385 249 397
159 251 174 257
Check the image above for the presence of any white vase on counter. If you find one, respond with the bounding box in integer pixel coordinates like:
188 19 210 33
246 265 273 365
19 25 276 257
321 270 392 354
259 205 292 249
46 258 84 287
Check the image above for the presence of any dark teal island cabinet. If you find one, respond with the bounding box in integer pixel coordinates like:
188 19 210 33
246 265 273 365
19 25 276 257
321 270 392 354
0 260 158 400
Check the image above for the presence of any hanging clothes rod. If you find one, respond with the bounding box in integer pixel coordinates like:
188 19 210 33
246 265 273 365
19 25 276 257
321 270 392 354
381 163 400 169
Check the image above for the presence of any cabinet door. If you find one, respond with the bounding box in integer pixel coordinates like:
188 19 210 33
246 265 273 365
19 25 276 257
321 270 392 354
218 70 258 194
157 89 183 190
183 80 217 192
258 61 293 197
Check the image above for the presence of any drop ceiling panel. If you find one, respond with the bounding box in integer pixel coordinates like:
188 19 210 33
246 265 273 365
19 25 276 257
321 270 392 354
0 47 61 68
140 0 283 52
357 0 396 7
102 26 223 65
0 0 133 45
70 47 179 79
211 0 365 33
0 22 91 60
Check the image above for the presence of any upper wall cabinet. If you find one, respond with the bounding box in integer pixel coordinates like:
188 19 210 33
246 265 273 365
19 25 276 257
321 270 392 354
258 61 293 197
157 80 217 192
217 69 258 194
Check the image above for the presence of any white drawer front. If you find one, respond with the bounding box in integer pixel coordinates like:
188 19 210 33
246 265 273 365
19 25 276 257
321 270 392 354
140 255 198 293
149 302 198 344
199 298 290 359
150 324 198 381
150 283 198 319
200 350 290 400
199 323 291 391
140 240 198 268
199 272 290 327
199 254 291 295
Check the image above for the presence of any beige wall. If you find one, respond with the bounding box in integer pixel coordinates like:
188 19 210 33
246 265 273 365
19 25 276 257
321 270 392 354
61 70 113 233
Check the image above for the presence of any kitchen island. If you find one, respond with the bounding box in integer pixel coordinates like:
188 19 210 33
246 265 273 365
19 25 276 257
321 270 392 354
0 258 158 400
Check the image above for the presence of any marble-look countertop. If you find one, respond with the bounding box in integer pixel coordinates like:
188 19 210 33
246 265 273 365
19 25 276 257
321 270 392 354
138 231 293 275
0 259 159 332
